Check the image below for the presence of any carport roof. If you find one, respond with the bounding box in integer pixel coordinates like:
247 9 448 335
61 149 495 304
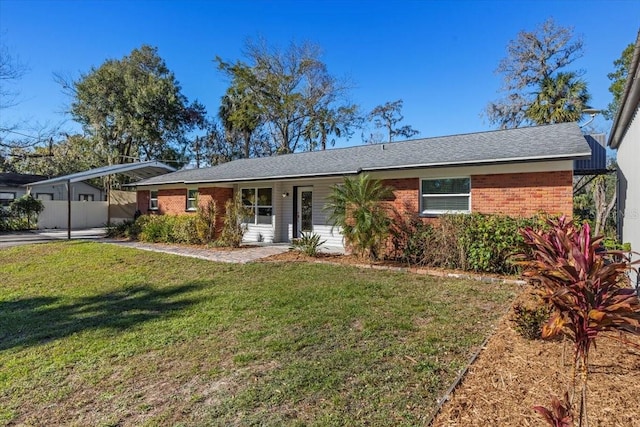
27 161 176 186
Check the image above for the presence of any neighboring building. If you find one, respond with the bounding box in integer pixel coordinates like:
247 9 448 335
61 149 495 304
0 172 104 207
132 122 590 251
608 31 640 285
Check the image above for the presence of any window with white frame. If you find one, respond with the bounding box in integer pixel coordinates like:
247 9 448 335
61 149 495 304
36 193 53 201
0 192 15 208
420 177 471 215
149 190 158 210
79 194 94 201
186 189 198 211
241 187 273 225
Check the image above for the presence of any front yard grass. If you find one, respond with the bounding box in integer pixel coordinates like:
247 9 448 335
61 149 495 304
1 242 518 426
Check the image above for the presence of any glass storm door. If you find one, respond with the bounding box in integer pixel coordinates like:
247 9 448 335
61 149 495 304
297 187 313 235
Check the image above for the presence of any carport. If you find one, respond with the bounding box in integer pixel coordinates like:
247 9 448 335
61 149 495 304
27 161 176 239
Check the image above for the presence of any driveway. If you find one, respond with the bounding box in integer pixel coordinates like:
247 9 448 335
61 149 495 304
0 229 290 263
0 228 107 249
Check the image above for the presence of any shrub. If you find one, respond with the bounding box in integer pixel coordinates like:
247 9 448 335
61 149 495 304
196 199 219 244
291 232 326 257
533 392 574 427
138 215 175 243
511 301 551 340
9 194 44 229
216 193 250 248
517 216 640 426
325 174 393 260
105 219 140 239
171 215 201 244
389 212 550 274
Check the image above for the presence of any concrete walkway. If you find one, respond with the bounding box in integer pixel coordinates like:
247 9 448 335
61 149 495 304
102 239 291 264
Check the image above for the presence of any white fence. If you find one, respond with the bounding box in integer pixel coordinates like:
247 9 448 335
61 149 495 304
38 201 108 229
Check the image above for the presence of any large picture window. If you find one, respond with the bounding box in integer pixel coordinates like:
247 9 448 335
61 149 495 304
421 177 470 215
186 189 198 211
241 187 273 225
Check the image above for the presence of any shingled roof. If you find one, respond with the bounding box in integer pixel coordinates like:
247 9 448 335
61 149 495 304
133 122 591 186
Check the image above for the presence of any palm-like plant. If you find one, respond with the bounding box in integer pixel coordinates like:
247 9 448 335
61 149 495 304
325 174 393 260
525 72 591 125
518 216 640 427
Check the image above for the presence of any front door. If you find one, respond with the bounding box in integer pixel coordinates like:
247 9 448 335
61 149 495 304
297 186 313 236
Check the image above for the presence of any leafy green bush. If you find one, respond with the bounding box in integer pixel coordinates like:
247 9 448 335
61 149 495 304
105 219 141 239
136 214 204 244
9 195 44 230
511 302 551 340
291 232 326 257
389 212 550 274
171 215 201 244
325 174 393 260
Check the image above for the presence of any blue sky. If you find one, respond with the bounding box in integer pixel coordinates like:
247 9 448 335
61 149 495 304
1 0 638 149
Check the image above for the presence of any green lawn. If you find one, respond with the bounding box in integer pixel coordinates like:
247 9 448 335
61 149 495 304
0 242 518 426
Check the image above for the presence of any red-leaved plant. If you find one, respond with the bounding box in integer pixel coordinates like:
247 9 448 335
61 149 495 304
517 216 640 427
533 392 574 427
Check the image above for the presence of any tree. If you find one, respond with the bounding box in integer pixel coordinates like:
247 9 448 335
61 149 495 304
604 42 635 120
9 134 100 177
366 99 419 143
0 41 27 111
486 18 584 128
67 45 206 165
10 194 44 229
216 39 359 154
325 174 393 260
219 82 262 158
525 72 591 125
303 104 361 151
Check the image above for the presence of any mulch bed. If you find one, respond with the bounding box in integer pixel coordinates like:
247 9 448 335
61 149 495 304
432 287 640 426
263 252 640 426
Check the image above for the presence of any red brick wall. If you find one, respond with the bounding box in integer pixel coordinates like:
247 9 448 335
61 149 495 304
137 187 234 231
197 187 233 234
382 178 419 214
157 188 188 214
471 171 573 217
382 171 573 220
137 190 151 214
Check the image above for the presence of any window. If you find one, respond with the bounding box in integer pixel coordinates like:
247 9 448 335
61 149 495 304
79 194 94 201
149 190 158 210
421 177 470 215
241 187 273 225
186 189 198 211
0 192 15 208
36 193 53 201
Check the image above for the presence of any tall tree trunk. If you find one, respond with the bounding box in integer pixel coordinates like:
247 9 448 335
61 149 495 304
593 176 616 237
243 130 250 158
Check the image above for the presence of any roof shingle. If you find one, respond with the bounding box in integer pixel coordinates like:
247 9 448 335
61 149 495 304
134 122 591 186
